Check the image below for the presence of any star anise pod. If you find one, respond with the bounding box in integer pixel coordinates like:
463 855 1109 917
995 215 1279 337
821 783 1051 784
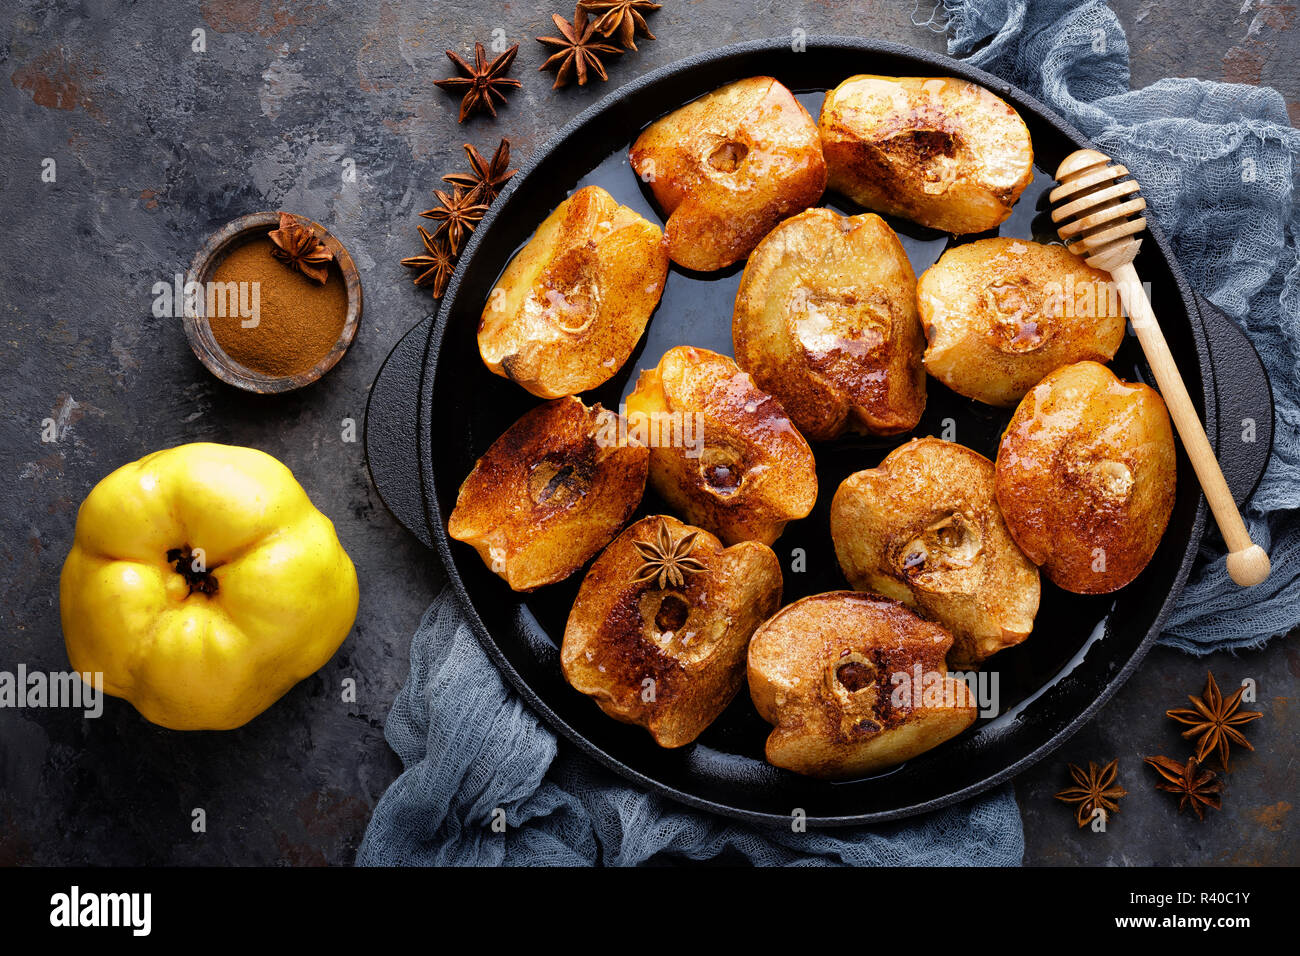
433 42 521 123
1054 759 1127 829
579 0 661 51
267 212 333 283
1166 671 1262 770
419 183 489 255
442 139 516 204
1144 755 1223 821
537 6 622 89
632 518 706 589
400 226 456 299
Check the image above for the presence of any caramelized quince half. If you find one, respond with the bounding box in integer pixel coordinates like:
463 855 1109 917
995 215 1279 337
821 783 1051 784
831 437 1040 667
733 208 926 440
478 184 669 399
448 396 648 591
562 515 783 748
819 75 1033 234
918 238 1127 407
995 361 1176 594
748 591 977 779
625 346 818 545
629 76 827 271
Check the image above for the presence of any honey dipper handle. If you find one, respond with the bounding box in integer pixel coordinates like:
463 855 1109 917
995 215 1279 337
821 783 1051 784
1111 261 1270 586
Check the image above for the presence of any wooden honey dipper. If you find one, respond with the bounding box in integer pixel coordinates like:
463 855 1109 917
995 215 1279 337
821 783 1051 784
1051 149 1270 586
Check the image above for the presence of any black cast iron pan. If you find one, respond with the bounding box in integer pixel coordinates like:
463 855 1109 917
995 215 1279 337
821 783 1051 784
366 38 1274 825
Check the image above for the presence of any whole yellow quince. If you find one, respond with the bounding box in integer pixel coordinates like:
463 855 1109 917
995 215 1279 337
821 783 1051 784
59 443 359 730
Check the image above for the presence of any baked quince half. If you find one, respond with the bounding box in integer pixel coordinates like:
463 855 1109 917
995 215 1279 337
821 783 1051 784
830 437 1039 667
918 238 1127 407
625 346 818 545
478 184 669 398
995 361 1176 594
748 591 977 779
733 208 926 440
448 396 648 591
819 75 1033 234
628 76 827 271
562 515 783 748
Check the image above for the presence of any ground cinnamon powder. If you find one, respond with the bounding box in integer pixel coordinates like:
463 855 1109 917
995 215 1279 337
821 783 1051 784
209 237 348 377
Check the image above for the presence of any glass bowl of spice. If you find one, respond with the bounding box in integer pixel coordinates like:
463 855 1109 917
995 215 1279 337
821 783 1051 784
183 211 362 392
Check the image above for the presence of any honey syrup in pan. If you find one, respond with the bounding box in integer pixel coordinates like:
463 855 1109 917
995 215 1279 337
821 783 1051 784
471 89 1149 778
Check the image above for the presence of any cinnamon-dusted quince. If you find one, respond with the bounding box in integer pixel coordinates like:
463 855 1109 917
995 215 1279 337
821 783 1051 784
819 75 1033 234
629 76 826 271
478 184 669 398
917 238 1126 407
995 361 1176 594
748 592 977 779
562 515 783 748
733 208 925 440
830 438 1039 667
448 396 648 591
625 346 817 545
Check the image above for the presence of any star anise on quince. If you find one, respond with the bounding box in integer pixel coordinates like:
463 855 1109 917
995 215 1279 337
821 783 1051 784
632 518 705 589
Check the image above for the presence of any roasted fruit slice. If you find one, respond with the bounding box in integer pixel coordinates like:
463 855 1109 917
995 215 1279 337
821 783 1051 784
830 438 1039 667
562 515 783 748
733 208 925 440
625 346 818 545
748 591 977 779
478 184 669 398
918 238 1127 407
629 76 827 271
819 75 1033 234
995 361 1176 594
448 397 648 591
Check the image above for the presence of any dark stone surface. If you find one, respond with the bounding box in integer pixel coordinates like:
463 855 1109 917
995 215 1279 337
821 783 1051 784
1018 641 1298 865
0 1 1294 866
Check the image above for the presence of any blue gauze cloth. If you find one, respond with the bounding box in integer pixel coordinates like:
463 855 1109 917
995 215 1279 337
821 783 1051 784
357 593 1021 865
358 0 1299 865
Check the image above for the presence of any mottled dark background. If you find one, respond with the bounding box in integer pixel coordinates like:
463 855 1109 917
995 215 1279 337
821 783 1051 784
0 0 1295 866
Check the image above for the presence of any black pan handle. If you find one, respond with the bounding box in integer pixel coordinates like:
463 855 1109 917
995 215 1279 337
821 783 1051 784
364 315 436 548
1196 293 1274 506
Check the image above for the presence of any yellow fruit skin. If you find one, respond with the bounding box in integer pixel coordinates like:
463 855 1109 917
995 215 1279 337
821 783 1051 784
59 443 359 730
